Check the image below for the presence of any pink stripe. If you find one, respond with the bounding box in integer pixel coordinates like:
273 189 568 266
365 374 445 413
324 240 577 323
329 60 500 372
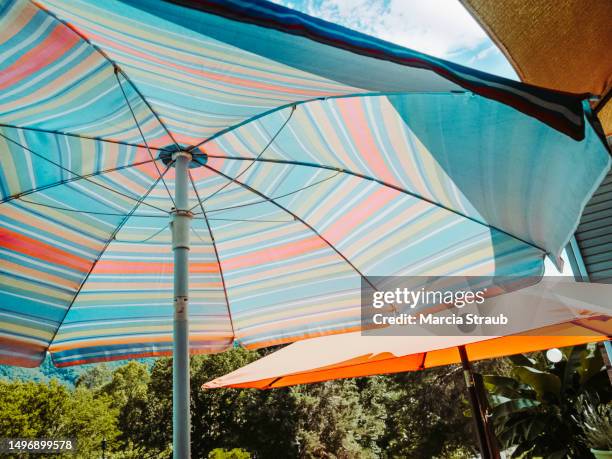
337 99 395 184
324 187 397 243
85 32 342 98
222 236 326 270
0 26 80 90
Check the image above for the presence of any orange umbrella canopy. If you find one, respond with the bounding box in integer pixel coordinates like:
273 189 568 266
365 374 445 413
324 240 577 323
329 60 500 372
204 280 611 389
460 0 612 139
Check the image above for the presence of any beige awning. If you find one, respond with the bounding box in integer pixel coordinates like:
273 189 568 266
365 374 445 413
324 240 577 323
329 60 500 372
460 0 612 137
204 280 611 389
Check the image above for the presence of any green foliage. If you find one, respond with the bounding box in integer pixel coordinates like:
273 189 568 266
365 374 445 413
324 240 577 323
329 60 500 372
377 366 476 458
0 354 155 387
62 387 120 456
208 448 251 459
141 349 298 458
574 392 612 450
0 379 119 458
0 379 68 438
8 346 602 458
0 356 80 385
75 363 113 390
484 344 612 458
291 377 387 458
100 361 151 452
0 349 485 458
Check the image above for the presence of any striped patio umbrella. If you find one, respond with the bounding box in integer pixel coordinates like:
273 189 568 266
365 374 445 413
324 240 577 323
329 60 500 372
0 0 610 456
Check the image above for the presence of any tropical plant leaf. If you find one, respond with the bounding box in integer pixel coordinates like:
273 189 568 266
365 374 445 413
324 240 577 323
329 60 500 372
561 346 577 361
498 415 546 447
507 354 536 367
492 398 540 418
483 375 520 391
483 375 524 400
547 449 568 459
562 346 583 393
511 439 534 458
579 353 605 387
488 344 609 458
488 394 511 407
513 366 561 401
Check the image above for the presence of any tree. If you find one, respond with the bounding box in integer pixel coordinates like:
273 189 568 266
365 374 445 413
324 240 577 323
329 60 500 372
99 361 151 452
0 379 119 458
76 363 113 390
0 379 68 438
61 387 120 457
375 366 476 458
140 349 297 458
208 448 251 459
131 349 482 458
291 377 387 459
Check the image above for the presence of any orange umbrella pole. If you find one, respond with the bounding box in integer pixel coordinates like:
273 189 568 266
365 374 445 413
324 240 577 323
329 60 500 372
459 345 499 459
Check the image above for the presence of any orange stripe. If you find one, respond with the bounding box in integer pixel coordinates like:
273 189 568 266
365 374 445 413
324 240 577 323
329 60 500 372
94 260 218 274
0 227 91 272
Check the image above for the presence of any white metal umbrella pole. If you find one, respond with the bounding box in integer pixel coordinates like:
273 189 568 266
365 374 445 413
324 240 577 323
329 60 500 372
171 151 193 459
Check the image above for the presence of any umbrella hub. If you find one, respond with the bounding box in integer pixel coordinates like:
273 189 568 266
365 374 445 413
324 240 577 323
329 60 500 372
158 145 207 168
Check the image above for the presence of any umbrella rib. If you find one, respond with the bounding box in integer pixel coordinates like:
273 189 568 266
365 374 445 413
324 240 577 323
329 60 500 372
0 159 158 205
14 196 166 217
188 171 237 340
205 155 548 255
265 377 283 389
203 164 379 290
115 223 170 243
0 131 169 213
0 122 169 151
192 170 342 215
204 217 295 223
418 352 427 370
187 91 468 152
115 67 183 152
48 163 174 354
115 71 177 208
32 2 183 152
188 105 296 212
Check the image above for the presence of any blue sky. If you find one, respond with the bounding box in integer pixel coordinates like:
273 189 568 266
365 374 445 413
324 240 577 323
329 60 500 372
270 0 518 79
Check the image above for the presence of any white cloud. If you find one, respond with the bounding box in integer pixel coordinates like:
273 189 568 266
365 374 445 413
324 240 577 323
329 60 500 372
273 0 489 59
470 44 497 63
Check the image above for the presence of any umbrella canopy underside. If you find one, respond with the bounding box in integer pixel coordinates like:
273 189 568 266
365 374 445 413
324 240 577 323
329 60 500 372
0 0 609 367
205 330 609 389
204 280 612 389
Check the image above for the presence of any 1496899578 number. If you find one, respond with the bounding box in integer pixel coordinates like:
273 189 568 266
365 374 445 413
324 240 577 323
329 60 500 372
0 438 76 454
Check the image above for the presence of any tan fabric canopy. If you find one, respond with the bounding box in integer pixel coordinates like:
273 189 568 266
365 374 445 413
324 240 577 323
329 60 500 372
204 280 611 389
460 0 612 137
204 331 608 389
